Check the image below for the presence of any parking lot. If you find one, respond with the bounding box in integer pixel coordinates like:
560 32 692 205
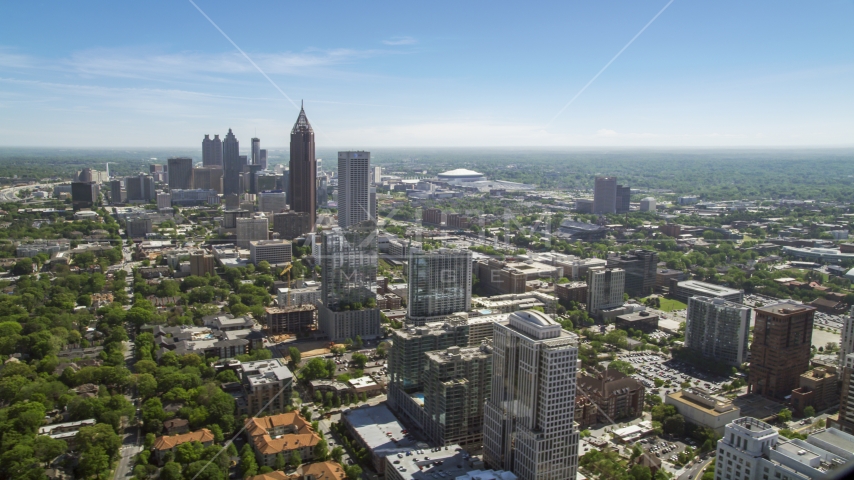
614 352 734 400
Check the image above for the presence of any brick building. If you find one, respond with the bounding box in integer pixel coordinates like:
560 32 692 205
578 369 645 423
748 303 815 399
554 281 588 305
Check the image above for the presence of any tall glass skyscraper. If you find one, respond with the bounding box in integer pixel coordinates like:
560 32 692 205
407 247 472 325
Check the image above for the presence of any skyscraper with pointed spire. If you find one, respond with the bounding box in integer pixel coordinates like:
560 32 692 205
289 102 316 229
223 128 241 196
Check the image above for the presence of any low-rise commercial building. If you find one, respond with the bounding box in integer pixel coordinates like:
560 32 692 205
342 404 426 474
578 369 645 423
665 388 740 436
670 279 744 303
615 311 659 334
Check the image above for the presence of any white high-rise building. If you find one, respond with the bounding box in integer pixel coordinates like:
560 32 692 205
586 267 625 316
236 215 269 248
372 165 382 184
337 151 371 228
407 247 473 325
839 307 854 367
685 296 751 367
483 310 580 480
715 416 848 480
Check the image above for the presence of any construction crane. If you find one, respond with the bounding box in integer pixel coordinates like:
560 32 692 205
278 263 293 307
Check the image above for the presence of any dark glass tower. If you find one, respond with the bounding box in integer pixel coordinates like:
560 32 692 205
222 128 241 196
289 103 316 228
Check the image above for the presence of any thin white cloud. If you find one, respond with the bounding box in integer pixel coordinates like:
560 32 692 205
382 36 417 46
596 129 618 137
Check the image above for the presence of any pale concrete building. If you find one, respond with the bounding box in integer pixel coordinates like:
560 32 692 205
483 311 580 480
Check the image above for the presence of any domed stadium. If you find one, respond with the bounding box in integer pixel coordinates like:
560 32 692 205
437 168 485 183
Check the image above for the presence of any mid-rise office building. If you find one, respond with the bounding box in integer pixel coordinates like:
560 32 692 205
337 151 371 228
289 104 316 227
249 239 292 266
192 166 223 194
258 190 287 213
156 191 171 209
640 197 656 212
586 267 625 316
71 181 99 210
236 215 269 248
372 165 382 184
606 249 658 297
272 211 313 240
483 311 579 480
202 134 223 167
748 302 815 399
791 366 838 417
126 217 153 239
222 128 242 196
685 296 751 367
836 353 854 434
189 251 217 277
167 157 193 190
317 221 380 341
407 247 473 325
422 344 493 448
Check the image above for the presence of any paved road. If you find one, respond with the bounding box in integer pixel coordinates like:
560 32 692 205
114 426 143 479
678 456 713 480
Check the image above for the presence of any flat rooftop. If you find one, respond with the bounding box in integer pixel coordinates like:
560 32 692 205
666 391 735 417
756 302 815 316
677 280 742 296
343 404 424 455
386 445 481 479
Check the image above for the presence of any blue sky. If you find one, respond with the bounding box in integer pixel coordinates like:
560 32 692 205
1 0 852 147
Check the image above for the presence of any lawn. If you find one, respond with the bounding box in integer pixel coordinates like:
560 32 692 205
658 297 687 312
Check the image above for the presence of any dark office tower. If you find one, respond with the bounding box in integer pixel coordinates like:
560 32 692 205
222 128 242 196
251 137 261 165
316 176 328 207
289 103 316 229
748 303 815 399
125 174 155 202
167 157 193 190
593 176 617 214
246 164 263 194
109 180 124 204
606 249 658 297
616 184 631 214
202 134 223 167
259 149 267 171
71 181 98 210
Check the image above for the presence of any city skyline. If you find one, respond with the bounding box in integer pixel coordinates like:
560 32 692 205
2 1 853 147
